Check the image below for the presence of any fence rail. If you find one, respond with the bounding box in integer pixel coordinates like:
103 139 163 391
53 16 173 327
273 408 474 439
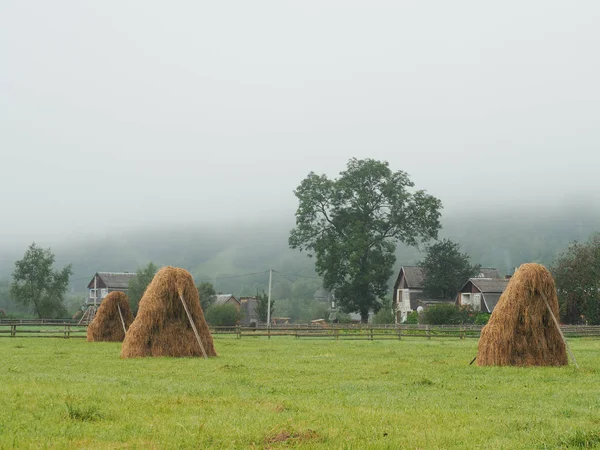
2 320 600 340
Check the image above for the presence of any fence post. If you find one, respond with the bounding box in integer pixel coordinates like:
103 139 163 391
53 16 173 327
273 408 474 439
460 325 464 340
426 325 431 340
11 325 16 337
336 328 339 341
268 327 271 340
398 327 402 340
370 328 373 341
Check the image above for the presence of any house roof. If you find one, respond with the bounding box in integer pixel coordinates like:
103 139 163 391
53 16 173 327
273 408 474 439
397 266 502 289
400 266 426 289
468 278 509 293
89 272 136 289
214 294 239 306
473 268 502 279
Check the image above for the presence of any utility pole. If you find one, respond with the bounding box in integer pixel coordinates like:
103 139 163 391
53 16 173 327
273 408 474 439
267 269 273 328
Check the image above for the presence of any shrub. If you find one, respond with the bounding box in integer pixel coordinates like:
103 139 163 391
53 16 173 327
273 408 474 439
204 304 241 326
372 308 395 324
335 312 354 324
421 304 465 325
405 311 419 324
474 313 490 325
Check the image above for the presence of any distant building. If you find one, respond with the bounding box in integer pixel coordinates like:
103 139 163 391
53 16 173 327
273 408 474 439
87 272 136 306
239 296 259 326
214 294 240 310
392 266 502 323
456 277 509 313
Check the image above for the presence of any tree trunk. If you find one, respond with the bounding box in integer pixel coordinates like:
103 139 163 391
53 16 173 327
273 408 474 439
361 310 369 324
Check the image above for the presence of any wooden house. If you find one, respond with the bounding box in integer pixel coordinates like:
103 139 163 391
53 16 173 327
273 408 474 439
87 272 137 306
214 294 240 310
392 266 502 323
456 277 509 313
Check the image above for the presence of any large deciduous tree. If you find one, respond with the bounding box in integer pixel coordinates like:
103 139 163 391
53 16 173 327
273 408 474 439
128 262 158 314
552 233 600 324
419 239 480 300
10 243 72 318
289 158 442 323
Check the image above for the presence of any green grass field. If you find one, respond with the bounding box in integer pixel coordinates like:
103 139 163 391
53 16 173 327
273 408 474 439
1 337 599 449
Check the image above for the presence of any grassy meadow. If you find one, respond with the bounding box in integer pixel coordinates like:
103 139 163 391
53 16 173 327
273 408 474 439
1 336 599 449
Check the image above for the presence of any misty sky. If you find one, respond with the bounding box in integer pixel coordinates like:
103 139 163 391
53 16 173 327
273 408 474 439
1 1 599 246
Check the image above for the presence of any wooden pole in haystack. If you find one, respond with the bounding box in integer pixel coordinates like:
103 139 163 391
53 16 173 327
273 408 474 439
179 293 208 359
541 292 579 369
117 304 127 335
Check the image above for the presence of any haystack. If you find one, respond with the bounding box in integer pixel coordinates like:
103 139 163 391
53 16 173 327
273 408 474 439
86 291 134 342
121 266 216 358
477 263 568 366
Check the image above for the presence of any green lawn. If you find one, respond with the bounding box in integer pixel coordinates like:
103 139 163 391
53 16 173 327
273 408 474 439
0 336 599 449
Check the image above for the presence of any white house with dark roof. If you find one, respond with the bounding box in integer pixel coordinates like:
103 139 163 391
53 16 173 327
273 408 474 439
87 272 137 306
392 266 502 323
456 277 509 313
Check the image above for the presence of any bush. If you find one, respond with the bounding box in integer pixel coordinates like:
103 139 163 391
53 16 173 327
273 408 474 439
421 304 486 325
204 304 241 326
405 311 419 324
474 313 490 325
421 304 465 325
372 308 395 324
335 312 354 324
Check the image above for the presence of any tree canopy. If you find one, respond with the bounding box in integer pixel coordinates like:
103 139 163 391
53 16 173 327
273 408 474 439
552 233 600 324
197 281 217 312
128 262 158 314
10 243 72 318
255 289 274 323
289 158 442 322
419 239 480 300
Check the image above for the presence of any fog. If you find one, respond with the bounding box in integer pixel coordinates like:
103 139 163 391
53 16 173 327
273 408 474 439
1 1 599 249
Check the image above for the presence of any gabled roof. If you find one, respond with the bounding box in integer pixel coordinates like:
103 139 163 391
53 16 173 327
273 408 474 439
399 266 425 289
214 294 239 306
397 266 502 290
468 278 509 293
89 272 136 289
472 268 502 279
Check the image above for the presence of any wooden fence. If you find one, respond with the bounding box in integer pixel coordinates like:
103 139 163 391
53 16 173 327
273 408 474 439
2 320 600 340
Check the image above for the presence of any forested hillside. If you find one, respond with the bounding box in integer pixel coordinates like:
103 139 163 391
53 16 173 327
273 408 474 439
1 205 598 319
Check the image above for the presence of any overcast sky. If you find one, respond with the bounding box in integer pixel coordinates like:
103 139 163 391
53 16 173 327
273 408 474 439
1 1 599 247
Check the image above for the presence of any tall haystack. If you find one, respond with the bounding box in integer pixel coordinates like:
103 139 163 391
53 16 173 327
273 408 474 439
477 263 568 367
87 291 134 342
121 266 216 358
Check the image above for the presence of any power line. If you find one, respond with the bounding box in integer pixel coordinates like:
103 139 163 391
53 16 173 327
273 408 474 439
274 270 319 280
215 271 269 280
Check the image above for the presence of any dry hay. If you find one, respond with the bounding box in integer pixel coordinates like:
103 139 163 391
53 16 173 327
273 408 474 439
121 266 216 358
86 291 134 342
477 263 568 367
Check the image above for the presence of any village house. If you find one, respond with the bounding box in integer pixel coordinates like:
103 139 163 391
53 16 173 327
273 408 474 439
456 277 509 313
87 272 137 306
214 294 240 310
392 266 502 323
